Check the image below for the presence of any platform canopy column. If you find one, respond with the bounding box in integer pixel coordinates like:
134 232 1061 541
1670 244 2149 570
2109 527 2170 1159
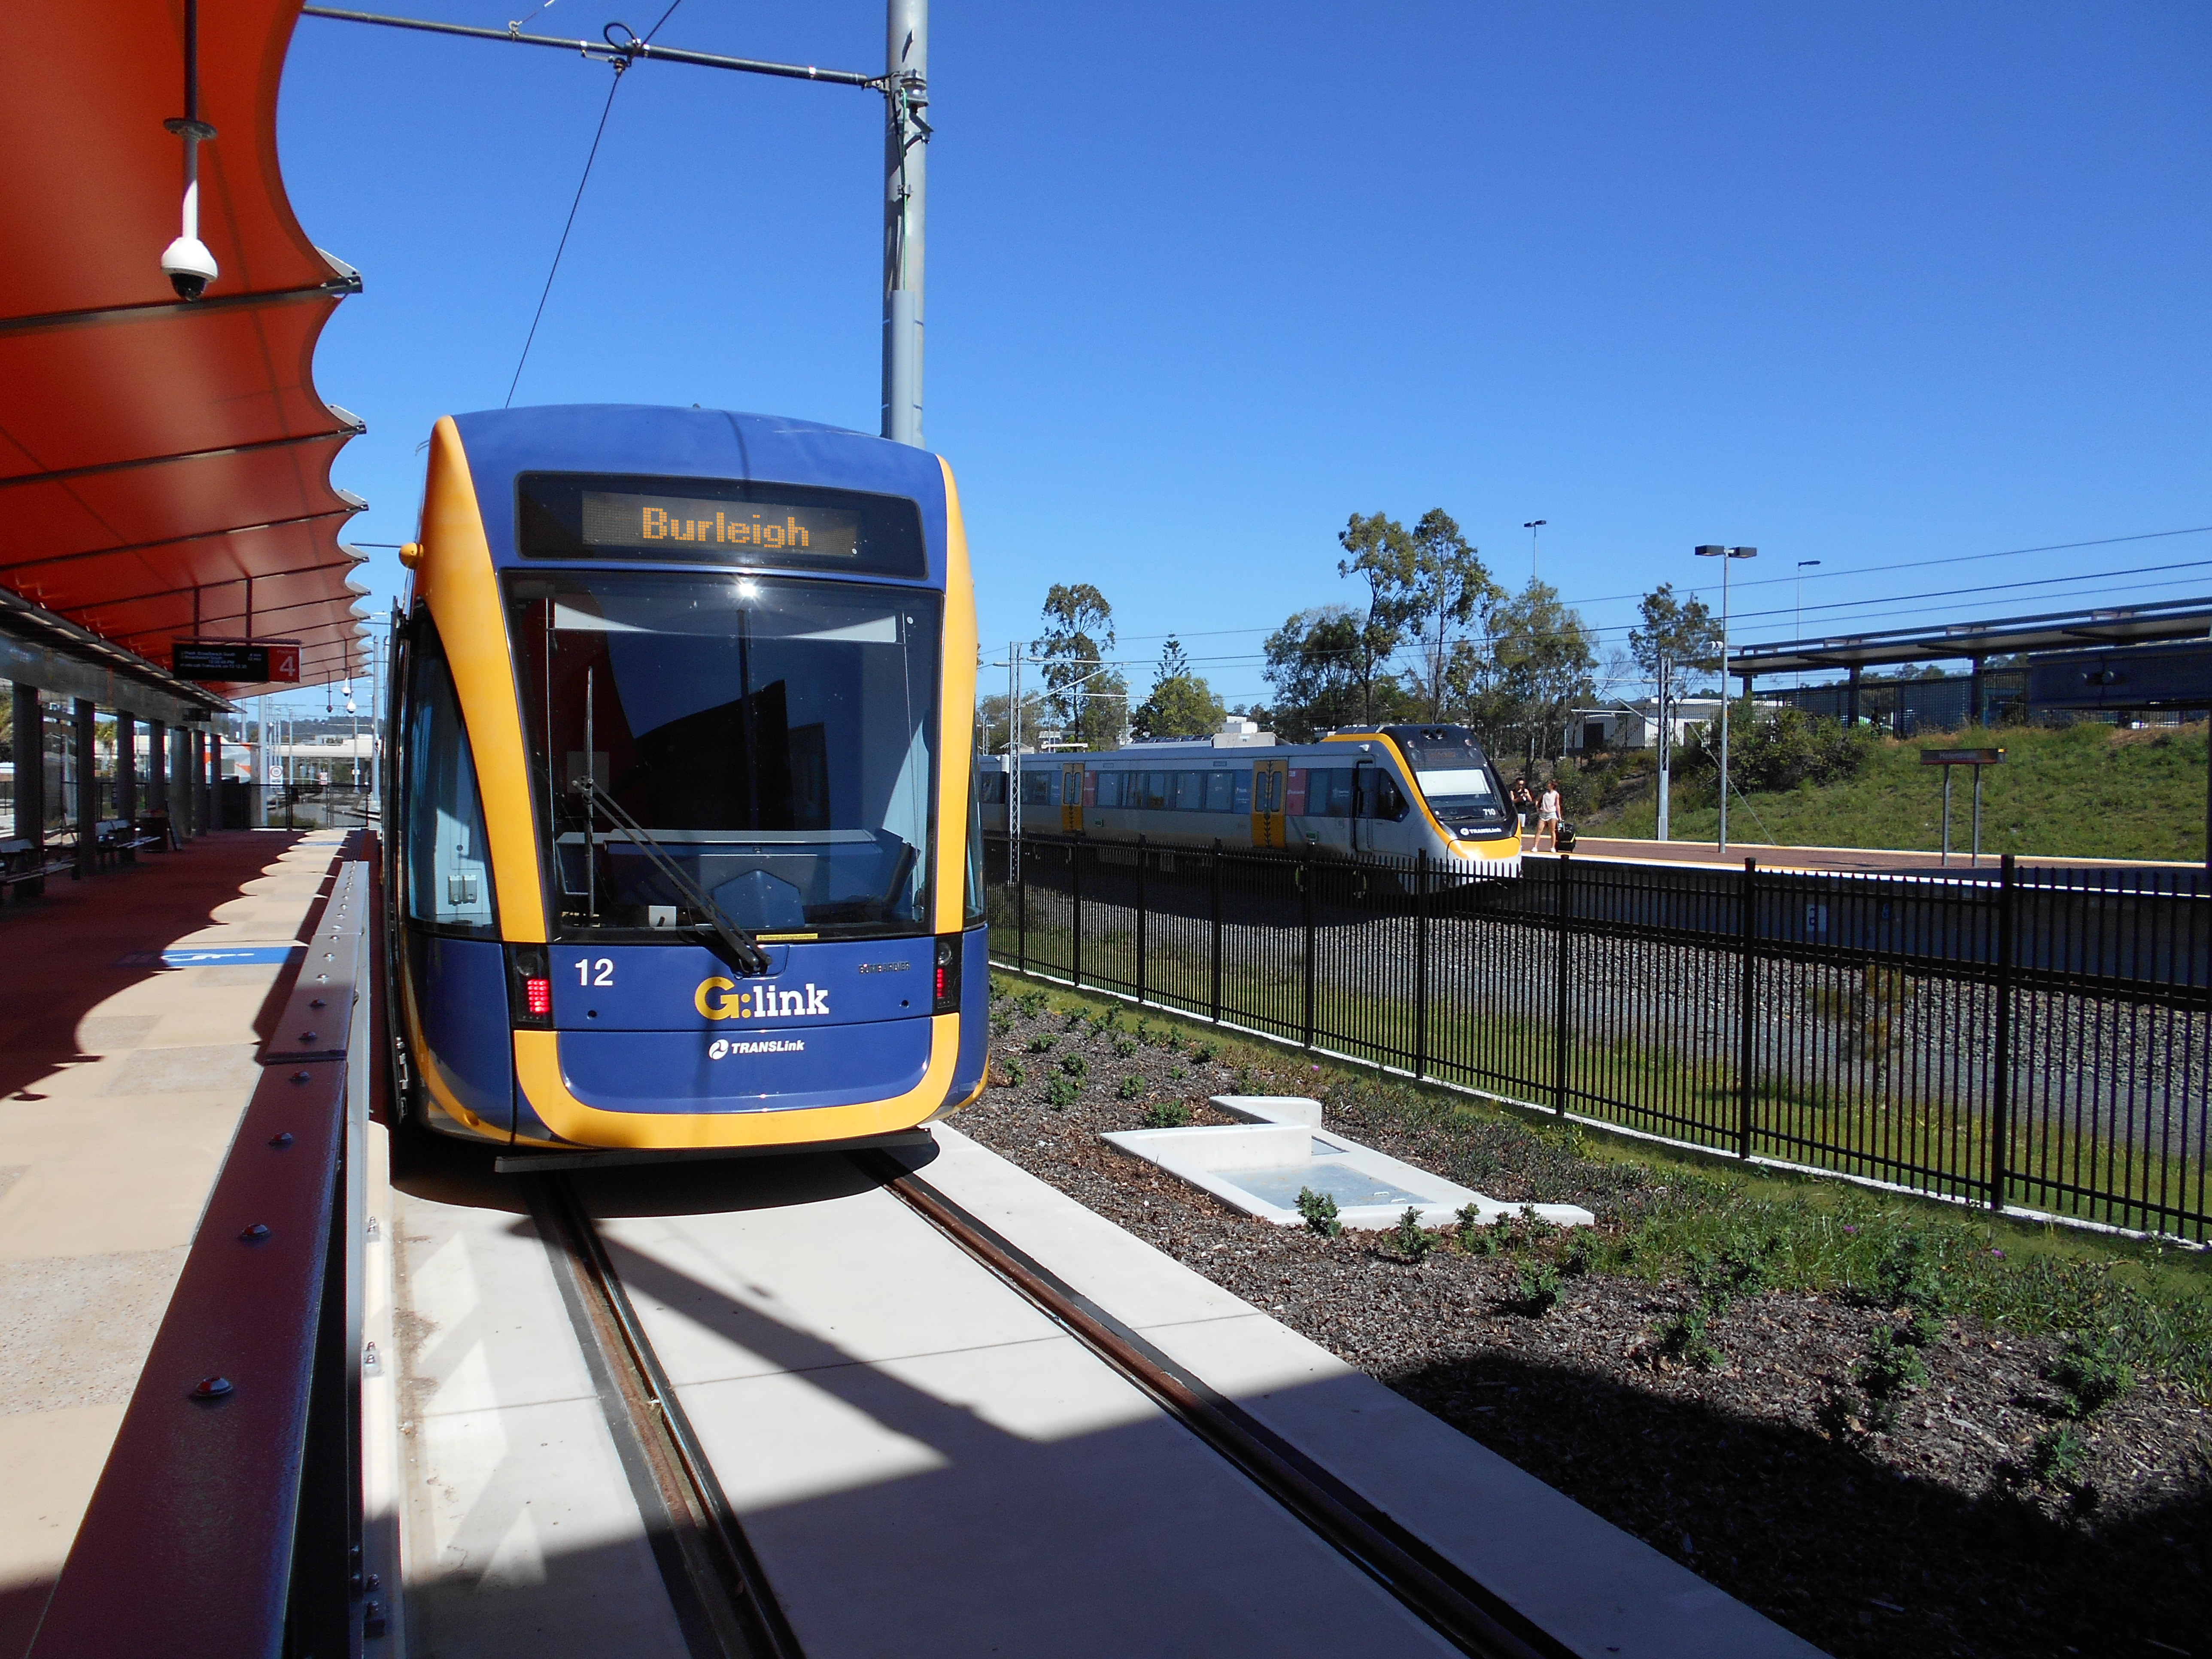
11 681 43 882
116 711 137 830
74 698 97 877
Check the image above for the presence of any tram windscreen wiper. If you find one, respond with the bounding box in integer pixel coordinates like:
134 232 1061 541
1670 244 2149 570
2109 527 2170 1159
571 777 772 976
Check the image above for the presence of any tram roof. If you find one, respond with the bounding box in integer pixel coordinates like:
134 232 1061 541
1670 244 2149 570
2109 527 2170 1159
450 405 953 583
0 0 370 700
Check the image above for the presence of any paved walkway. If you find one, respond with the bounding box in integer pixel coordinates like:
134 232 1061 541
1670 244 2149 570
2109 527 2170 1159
0 830 347 1659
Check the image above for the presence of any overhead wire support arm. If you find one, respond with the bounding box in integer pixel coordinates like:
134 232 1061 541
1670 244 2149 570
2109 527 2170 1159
297 6 887 88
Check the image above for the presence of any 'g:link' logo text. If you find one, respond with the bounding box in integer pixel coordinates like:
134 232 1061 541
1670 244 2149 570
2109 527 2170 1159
695 978 830 1021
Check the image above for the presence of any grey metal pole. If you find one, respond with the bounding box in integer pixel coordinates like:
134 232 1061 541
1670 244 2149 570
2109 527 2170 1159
1718 561 1731 854
1971 763 1984 867
1655 655 1671 842
881 0 928 447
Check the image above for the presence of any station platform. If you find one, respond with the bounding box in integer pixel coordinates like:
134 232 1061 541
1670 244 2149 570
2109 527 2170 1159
0 829 353 1659
1526 833 2199 874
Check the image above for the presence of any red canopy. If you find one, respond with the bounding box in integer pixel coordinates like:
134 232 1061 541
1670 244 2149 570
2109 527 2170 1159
0 0 368 699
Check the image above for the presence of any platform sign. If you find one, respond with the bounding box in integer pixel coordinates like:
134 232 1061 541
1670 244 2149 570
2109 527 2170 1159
171 641 301 682
1919 748 2004 767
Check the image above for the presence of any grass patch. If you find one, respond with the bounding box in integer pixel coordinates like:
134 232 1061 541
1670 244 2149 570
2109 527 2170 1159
1589 719 2208 863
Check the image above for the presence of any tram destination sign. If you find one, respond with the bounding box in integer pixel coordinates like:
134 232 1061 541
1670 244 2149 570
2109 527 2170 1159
1919 747 2005 767
171 641 301 683
516 471 928 577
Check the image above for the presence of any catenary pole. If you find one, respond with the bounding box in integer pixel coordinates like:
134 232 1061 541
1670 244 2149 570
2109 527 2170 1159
881 0 929 446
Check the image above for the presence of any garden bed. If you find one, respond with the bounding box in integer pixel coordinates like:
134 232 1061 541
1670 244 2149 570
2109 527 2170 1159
951 977 2212 1659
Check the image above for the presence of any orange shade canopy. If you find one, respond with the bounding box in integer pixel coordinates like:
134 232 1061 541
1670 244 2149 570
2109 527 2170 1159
0 0 369 700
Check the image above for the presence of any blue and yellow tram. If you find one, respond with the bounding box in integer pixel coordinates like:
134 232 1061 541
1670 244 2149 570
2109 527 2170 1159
978 723 1522 877
386 405 987 1151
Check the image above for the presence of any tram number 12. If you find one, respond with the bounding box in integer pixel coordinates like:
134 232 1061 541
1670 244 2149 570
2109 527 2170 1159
575 958 614 986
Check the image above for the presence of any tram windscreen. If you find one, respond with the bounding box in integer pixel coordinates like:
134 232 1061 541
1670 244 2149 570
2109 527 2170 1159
506 571 940 939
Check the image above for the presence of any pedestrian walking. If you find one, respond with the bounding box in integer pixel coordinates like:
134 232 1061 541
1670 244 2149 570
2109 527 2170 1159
1535 779 1563 852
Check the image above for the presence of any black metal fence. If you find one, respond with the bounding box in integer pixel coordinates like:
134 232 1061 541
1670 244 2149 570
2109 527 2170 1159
986 835 2212 1243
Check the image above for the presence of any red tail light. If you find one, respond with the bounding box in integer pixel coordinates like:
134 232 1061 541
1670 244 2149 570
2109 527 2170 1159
525 977 552 1018
935 963 948 1002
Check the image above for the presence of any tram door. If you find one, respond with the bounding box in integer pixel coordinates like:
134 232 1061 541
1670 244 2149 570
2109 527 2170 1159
1251 759 1288 849
1060 763 1086 834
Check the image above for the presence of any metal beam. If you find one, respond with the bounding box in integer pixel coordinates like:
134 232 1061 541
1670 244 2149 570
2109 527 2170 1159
0 429 355 492
0 511 356 575
0 277 359 338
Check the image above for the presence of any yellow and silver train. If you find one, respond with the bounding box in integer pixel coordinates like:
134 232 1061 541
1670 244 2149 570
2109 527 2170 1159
978 723 1522 877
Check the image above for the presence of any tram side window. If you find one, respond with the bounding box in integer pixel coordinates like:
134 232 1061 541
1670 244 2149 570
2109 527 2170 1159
403 647 496 934
1021 769 1053 807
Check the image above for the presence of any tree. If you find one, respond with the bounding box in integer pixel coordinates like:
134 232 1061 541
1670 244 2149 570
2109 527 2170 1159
1335 512 1422 724
1131 635 1227 741
1401 510 1501 720
1628 583 1723 688
1470 580 1598 761
1263 605 1384 741
976 688 1052 754
1031 583 1125 750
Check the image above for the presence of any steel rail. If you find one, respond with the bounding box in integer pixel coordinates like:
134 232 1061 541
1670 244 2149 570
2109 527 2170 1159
298 6 884 87
535 1176 807 1659
865 1155 1578 1659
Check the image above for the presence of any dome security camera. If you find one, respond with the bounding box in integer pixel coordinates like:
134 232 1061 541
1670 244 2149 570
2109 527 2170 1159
161 234 218 301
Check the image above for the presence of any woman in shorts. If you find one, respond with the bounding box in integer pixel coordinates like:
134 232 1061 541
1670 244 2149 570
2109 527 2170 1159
1535 780 1563 851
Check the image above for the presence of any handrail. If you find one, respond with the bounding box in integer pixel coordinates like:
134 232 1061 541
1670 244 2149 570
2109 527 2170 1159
30 844 373 1658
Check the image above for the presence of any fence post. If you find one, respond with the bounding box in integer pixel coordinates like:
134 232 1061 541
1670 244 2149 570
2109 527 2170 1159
1552 854 1571 1115
1017 836 1027 973
1301 850 1317 1051
1135 836 1148 1006
1413 851 1430 1082
1070 842 1083 988
1209 840 1223 1025
1990 852 2015 1211
1738 857 1757 1159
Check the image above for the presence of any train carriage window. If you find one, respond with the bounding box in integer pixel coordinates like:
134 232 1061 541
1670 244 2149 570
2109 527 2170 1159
1173 772 1204 811
1021 769 1052 807
1095 771 1123 808
1316 768 1356 817
1234 771 1253 813
1140 772 1170 811
401 631 497 936
1204 770 1234 812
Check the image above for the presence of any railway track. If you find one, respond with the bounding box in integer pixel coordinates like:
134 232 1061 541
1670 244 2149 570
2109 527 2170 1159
526 1154 1573 1659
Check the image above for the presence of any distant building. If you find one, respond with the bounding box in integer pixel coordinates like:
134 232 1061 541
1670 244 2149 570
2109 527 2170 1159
1567 696 1784 754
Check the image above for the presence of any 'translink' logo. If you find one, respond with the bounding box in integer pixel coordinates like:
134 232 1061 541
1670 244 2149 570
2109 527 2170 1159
709 1037 805 1059
695 978 830 1021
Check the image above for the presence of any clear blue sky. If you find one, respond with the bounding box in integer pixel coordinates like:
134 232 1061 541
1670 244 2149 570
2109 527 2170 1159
276 0 2209 716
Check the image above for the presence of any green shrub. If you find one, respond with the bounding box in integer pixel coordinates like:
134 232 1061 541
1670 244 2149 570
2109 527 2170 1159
1060 1054 1088 1079
1297 1187 1341 1239
1516 1262 1561 1314
2030 1423 2087 1489
1116 1073 1146 1100
1026 1033 1059 1054
2047 1334 2134 1419
1659 1305 1721 1370
1875 1233 1948 1315
1142 1099 1192 1128
1856 1326 1929 1398
1681 704 1877 792
1392 1207 1438 1263
1561 1234 1597 1277
1454 1203 1495 1254
996 1057 1025 1088
1045 1076 1079 1109
1015 989 1048 1018
1194 1040 1219 1063
1114 1036 1139 1058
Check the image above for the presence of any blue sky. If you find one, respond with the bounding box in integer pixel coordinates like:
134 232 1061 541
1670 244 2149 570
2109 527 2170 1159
276 1 2209 716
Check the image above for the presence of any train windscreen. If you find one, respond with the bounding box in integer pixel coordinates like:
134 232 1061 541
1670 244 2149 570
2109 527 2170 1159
506 571 941 939
1390 732 1512 832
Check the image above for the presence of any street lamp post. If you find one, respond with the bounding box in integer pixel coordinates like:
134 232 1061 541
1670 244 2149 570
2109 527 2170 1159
1795 559 1820 689
1694 544 1759 854
1523 520 1546 585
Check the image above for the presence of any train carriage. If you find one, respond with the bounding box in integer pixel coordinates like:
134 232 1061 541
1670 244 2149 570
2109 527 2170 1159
978 723 1522 877
386 405 988 1152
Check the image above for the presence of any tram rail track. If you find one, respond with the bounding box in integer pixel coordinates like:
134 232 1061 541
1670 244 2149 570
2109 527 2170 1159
525 1150 1576 1659
862 1153 1576 1659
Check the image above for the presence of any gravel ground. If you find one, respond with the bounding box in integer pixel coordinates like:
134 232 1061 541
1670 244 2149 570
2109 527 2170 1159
953 988 2212 1659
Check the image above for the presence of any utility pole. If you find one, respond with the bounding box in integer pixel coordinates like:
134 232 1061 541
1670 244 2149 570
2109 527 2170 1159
1655 654 1671 842
1695 545 1758 854
881 0 929 447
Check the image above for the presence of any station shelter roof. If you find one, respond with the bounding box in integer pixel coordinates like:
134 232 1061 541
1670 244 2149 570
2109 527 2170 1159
0 0 368 703
1729 596 2212 680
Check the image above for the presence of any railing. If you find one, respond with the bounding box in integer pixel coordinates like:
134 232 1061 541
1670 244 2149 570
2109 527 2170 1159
988 834 2211 1243
30 842 374 1659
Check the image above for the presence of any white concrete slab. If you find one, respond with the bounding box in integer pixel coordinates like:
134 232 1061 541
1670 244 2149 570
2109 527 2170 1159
583 1155 1462 1659
391 1171 687 1659
920 1125 1826 1659
1103 1118 1596 1232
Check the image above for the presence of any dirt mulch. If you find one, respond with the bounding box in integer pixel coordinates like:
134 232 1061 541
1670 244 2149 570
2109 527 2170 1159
953 996 2212 1659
